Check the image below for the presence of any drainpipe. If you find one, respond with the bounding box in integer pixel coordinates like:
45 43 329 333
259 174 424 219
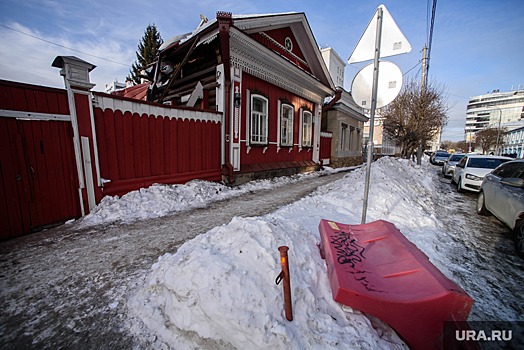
217 11 234 184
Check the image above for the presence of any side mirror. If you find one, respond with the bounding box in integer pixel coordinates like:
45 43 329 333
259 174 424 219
500 178 524 188
456 163 464 168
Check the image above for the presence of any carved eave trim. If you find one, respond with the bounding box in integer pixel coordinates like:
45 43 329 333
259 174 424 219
92 94 222 123
229 28 333 103
233 13 334 91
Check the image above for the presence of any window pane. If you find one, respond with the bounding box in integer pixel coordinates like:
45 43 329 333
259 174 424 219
281 105 293 146
261 115 267 143
302 111 312 146
253 98 264 113
251 95 268 144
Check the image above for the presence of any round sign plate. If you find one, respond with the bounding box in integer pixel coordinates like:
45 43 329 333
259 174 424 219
351 61 402 109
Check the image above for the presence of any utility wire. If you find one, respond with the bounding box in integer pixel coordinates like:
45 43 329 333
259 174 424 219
0 23 130 67
403 62 421 77
427 0 437 61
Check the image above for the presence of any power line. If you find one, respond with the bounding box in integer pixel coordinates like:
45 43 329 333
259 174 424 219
403 62 421 77
0 23 130 67
427 0 437 59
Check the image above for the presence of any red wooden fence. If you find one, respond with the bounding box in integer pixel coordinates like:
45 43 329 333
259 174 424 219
0 80 81 239
92 93 222 197
0 78 223 239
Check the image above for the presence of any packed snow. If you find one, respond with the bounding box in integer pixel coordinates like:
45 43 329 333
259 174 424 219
119 157 460 349
79 167 353 227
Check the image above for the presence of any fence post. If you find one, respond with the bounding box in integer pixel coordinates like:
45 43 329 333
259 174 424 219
52 56 100 214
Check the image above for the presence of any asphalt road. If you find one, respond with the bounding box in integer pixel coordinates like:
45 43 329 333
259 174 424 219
430 165 524 322
0 171 349 350
1 165 523 350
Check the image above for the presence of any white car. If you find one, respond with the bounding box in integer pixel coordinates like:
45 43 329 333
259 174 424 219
442 153 466 177
452 155 512 193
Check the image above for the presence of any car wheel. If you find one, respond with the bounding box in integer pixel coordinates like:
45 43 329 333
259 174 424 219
514 220 524 259
457 178 464 193
476 191 490 216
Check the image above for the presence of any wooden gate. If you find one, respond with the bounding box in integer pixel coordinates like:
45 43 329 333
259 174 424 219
0 81 82 239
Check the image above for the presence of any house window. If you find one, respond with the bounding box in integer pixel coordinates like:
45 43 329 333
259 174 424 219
302 110 313 147
280 104 294 146
250 95 268 144
340 123 348 150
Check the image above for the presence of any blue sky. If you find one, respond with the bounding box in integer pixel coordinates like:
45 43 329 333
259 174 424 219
1 0 523 141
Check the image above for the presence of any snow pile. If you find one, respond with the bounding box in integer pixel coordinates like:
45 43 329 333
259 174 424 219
80 167 354 227
127 157 445 349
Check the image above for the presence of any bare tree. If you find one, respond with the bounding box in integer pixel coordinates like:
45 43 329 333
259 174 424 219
382 79 448 159
454 140 472 153
475 127 506 154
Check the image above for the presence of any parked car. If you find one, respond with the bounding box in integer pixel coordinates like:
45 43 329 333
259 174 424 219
430 151 450 165
452 155 512 192
441 153 466 177
477 159 524 258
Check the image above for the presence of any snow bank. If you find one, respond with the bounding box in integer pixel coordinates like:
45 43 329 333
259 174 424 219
79 167 356 227
127 157 444 349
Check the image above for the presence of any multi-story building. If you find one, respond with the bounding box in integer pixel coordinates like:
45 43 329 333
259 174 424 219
465 89 524 143
320 47 345 87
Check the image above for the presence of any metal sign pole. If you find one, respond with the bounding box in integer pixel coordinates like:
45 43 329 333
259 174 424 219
361 7 383 224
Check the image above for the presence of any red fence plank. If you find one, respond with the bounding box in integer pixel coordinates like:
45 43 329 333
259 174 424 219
0 84 15 110
162 117 171 174
123 111 134 179
93 104 221 199
0 118 26 238
140 114 151 177
113 110 125 180
132 113 143 178
169 118 178 174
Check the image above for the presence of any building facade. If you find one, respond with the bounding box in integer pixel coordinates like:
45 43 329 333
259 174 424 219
145 12 335 184
465 89 524 143
322 88 367 167
502 122 524 158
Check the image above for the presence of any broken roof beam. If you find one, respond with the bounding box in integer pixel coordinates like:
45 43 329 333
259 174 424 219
158 35 201 103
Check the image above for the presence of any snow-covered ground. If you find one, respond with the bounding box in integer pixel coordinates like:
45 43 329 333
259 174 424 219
3 157 520 349
79 166 355 227
116 157 479 349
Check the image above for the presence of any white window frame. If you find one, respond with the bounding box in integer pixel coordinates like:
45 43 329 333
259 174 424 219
302 110 313 147
280 103 294 147
250 94 269 145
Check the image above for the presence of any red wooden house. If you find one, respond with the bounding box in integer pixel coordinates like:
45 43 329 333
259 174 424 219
0 11 335 238
145 12 335 184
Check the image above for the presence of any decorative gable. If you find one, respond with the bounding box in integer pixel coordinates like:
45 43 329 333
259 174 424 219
249 27 311 74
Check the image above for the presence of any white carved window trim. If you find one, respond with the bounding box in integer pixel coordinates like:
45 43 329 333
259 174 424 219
280 103 294 147
250 94 269 145
302 110 313 147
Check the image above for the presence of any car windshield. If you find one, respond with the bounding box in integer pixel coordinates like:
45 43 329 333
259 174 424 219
467 158 510 169
436 153 449 158
450 155 464 161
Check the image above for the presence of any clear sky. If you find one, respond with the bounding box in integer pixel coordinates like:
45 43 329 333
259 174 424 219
1 0 523 141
